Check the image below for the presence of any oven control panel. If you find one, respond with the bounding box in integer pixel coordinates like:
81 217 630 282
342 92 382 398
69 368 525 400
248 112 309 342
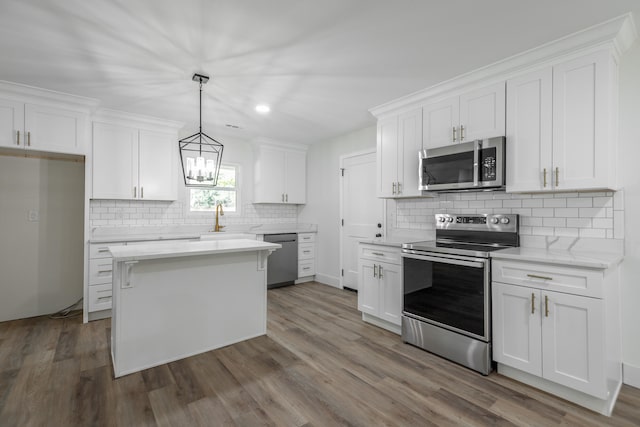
435 214 518 233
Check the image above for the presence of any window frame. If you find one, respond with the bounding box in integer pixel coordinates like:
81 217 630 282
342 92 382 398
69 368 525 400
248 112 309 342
184 162 241 217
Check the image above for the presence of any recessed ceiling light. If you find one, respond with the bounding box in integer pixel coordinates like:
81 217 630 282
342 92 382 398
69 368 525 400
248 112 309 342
255 104 270 114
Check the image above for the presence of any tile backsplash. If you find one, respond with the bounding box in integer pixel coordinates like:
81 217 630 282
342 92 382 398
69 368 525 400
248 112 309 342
90 200 298 228
392 190 623 240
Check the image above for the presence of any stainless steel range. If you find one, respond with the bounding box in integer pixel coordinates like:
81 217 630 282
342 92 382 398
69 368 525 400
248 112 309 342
401 213 519 375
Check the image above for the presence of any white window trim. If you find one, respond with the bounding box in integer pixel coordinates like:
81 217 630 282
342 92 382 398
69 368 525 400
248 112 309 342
184 163 242 218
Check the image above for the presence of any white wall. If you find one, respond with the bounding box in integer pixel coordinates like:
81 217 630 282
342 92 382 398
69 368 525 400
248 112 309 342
0 154 84 321
298 125 376 286
618 41 640 381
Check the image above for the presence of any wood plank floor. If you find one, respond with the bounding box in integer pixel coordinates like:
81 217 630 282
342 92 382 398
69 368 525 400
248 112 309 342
1 281 639 426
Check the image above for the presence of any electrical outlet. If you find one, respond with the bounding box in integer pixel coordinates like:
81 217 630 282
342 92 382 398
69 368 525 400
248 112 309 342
28 210 40 222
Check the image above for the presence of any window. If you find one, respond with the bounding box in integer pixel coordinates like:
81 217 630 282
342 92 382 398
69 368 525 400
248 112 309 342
189 164 238 212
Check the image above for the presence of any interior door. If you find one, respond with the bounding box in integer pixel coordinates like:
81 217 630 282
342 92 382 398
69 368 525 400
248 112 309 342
341 152 384 291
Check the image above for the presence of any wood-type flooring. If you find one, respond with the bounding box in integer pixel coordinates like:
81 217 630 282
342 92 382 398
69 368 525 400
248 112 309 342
1 281 639 426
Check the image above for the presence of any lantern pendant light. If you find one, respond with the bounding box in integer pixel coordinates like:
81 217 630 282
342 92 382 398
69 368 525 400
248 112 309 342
179 73 224 187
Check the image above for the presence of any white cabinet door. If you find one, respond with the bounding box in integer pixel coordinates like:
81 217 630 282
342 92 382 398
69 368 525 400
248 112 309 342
459 82 506 142
25 103 86 154
0 98 23 149
138 130 176 201
358 261 378 316
398 108 423 197
378 261 402 326
552 50 612 190
492 283 542 376
376 116 399 198
284 150 306 203
541 290 606 399
92 122 138 199
506 68 553 192
422 97 459 150
254 147 285 203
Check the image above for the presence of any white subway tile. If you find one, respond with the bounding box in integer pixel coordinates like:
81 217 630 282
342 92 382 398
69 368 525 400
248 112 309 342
511 208 532 217
567 218 592 228
567 198 592 208
531 208 554 217
543 217 566 228
522 217 543 227
613 190 624 211
543 198 566 208
522 199 543 208
485 200 503 208
614 210 625 239
460 193 477 200
554 208 579 217
554 228 579 237
553 192 579 198
469 200 485 208
579 207 606 218
531 227 554 236
580 192 607 197
503 200 522 208
592 218 613 229
592 197 613 208
580 228 606 238
519 226 532 235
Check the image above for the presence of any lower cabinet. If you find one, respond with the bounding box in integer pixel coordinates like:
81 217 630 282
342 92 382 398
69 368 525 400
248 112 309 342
297 233 316 279
492 258 621 415
357 244 402 333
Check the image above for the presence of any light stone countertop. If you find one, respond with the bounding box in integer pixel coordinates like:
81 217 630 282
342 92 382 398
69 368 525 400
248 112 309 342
490 246 623 269
358 237 426 248
108 239 281 262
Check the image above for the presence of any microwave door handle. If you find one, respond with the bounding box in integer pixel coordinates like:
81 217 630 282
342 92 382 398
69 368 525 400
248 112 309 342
473 140 480 187
402 252 485 269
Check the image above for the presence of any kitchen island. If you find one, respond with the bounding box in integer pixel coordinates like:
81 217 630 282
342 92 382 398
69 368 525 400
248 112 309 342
108 239 280 378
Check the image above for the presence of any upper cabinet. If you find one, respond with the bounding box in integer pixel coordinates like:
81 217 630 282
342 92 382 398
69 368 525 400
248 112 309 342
423 82 505 150
376 108 423 198
254 145 306 204
0 97 89 155
92 120 178 201
507 50 617 192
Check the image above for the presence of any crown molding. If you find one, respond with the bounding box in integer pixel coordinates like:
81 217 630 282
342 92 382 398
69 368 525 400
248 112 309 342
370 13 638 119
92 108 184 132
0 80 100 110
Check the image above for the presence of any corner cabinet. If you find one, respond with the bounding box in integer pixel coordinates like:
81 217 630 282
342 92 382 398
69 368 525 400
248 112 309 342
0 97 88 155
254 146 306 204
92 121 177 201
507 49 617 192
357 243 402 334
376 108 423 198
492 258 621 416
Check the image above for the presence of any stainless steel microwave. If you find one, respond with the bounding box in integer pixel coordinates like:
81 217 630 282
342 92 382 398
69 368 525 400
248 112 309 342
419 136 505 192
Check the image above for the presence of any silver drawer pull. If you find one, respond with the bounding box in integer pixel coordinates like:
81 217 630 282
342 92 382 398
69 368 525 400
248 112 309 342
98 248 110 253
303 267 310 270
97 296 112 300
527 274 553 281
303 250 311 254
372 252 385 256
98 269 112 274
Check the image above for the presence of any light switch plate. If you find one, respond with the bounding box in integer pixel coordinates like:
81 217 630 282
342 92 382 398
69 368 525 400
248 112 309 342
28 210 39 222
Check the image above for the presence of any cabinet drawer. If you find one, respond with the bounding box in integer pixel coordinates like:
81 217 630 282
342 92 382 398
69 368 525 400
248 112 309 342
89 242 124 259
492 259 603 298
298 233 316 243
89 258 114 285
359 244 401 265
88 283 112 312
298 243 315 260
298 260 315 277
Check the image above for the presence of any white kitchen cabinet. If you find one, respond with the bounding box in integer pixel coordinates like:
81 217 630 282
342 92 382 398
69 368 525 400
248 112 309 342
92 122 177 200
507 50 617 192
254 146 306 204
297 232 316 280
357 244 402 333
422 82 505 150
492 258 621 415
376 108 422 198
0 97 87 155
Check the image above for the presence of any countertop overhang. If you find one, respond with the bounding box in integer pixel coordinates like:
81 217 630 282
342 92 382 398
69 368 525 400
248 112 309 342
490 246 623 269
108 239 281 262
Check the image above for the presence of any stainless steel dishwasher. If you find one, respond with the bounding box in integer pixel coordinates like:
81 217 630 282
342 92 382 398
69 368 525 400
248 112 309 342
264 233 298 288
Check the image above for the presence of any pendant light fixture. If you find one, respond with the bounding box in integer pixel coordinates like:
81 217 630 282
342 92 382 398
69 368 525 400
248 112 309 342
179 73 224 187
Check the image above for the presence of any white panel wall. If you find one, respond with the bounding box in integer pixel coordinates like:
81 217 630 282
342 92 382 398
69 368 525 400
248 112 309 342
0 155 84 321
298 126 377 287
618 41 640 385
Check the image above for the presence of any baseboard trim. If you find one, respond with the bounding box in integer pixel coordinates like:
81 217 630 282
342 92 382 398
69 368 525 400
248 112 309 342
623 363 640 389
315 273 341 288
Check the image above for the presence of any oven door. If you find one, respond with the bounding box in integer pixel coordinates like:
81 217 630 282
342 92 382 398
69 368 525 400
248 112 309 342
402 251 490 341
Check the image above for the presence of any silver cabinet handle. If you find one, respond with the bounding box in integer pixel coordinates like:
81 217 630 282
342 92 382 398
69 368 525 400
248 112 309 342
378 264 383 278
285 193 288 202
98 269 112 274
27 131 31 146
303 267 311 271
373 264 378 278
543 168 547 188
303 250 311 254
98 248 110 253
460 125 465 141
281 193 285 202
141 187 144 198
531 293 535 314
133 187 137 198
527 274 553 281
555 167 559 187
545 295 550 317
16 130 20 146
372 252 385 256
397 182 402 194
392 182 396 195
97 296 112 301
452 126 457 142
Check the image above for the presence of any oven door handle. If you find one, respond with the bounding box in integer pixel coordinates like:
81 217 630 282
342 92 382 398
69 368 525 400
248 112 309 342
402 253 486 268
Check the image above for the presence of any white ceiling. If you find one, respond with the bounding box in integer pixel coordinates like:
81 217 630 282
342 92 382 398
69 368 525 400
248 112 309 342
1 0 638 145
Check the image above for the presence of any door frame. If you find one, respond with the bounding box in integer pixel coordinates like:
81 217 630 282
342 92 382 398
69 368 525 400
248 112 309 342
339 149 386 290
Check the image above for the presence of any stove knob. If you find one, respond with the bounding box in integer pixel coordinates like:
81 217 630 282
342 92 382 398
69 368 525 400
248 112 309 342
490 217 499 224
438 217 446 222
447 217 454 223
500 217 510 224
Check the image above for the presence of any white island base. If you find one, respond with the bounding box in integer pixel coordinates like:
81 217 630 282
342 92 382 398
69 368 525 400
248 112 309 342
109 240 279 378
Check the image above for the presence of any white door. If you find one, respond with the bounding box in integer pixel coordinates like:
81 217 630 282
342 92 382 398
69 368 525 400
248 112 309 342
0 98 24 149
422 96 459 150
378 261 402 326
341 152 384 290
92 122 138 199
459 82 506 142
398 108 423 197
541 290 606 399
24 103 85 154
492 283 542 376
284 150 306 203
376 116 398 197
139 130 176 201
506 68 553 192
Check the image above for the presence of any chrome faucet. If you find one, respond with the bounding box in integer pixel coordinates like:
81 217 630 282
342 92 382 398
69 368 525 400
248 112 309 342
214 203 225 232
